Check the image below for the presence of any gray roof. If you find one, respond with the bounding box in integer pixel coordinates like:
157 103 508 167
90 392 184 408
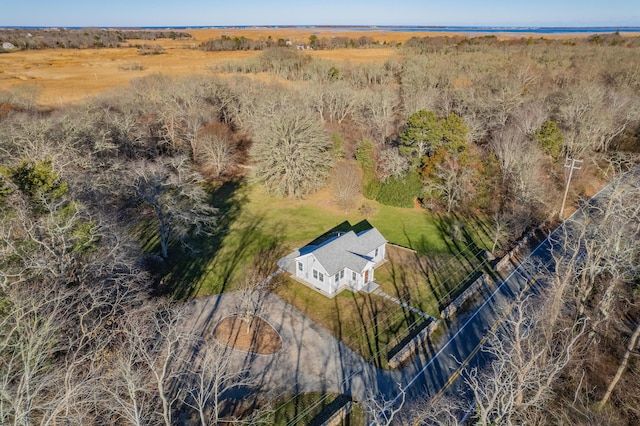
297 228 386 276
355 228 387 254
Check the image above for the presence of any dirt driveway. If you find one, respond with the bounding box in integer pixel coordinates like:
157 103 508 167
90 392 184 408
181 291 401 404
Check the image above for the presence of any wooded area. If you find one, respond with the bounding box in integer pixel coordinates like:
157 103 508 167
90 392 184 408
0 32 639 424
0 28 191 50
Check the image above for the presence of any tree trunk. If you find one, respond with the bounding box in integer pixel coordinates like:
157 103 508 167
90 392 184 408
245 314 252 335
157 209 170 259
597 320 640 409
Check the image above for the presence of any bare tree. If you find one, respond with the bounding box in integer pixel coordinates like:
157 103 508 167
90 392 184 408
464 295 586 426
127 156 217 258
511 101 548 136
561 173 640 333
399 56 441 115
557 82 637 157
249 103 333 198
491 125 527 184
377 147 410 182
362 384 406 426
425 156 476 213
330 160 362 211
134 305 189 426
491 125 546 206
42 284 140 426
484 73 527 129
597 319 640 409
197 124 238 178
356 85 400 144
184 342 256 425
407 395 465 426
102 339 160 426
304 81 360 124
535 168 640 419
100 303 193 426
183 105 211 161
324 81 361 124
234 268 268 334
0 282 71 425
490 210 513 253
0 274 143 425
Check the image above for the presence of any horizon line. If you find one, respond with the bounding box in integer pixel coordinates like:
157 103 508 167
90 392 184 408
1 24 639 29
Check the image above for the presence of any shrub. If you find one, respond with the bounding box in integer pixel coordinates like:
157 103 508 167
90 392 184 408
374 172 422 208
534 120 563 158
137 44 165 55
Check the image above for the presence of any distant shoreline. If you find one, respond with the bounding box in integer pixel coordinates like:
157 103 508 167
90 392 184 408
2 25 640 35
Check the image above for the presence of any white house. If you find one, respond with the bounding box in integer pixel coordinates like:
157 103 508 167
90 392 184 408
288 227 387 297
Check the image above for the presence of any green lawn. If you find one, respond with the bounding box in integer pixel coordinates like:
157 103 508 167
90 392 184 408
244 185 492 254
168 182 476 297
374 244 495 319
274 277 422 368
369 204 451 253
269 392 365 426
245 186 459 252
152 181 493 364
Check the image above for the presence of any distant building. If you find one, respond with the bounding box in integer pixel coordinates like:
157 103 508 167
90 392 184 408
2 42 15 50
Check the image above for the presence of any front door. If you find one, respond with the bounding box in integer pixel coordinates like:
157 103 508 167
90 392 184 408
364 269 369 283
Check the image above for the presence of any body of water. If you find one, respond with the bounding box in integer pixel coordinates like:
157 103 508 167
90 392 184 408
2 25 639 35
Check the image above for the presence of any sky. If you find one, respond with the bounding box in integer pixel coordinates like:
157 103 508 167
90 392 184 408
1 0 639 28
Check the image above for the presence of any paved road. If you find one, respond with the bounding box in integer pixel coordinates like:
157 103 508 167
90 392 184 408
383 164 640 417
388 232 554 409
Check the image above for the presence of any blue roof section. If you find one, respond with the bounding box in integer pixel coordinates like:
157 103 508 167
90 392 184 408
297 244 319 256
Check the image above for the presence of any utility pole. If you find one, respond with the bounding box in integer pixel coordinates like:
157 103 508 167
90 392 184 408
560 157 583 219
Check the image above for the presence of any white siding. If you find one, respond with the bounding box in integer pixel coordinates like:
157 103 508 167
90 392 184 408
367 243 386 264
345 268 360 290
346 263 374 291
295 254 332 294
295 245 383 295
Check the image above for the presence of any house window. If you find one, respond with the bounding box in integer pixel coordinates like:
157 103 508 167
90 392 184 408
335 273 340 282
319 273 324 282
352 271 356 281
313 269 318 279
298 262 303 271
340 270 344 279
375 248 379 257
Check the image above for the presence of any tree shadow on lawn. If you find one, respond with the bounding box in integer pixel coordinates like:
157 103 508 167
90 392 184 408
376 252 442 359
345 290 421 369
399 212 496 313
400 224 454 312
383 250 439 317
275 279 417 370
153 179 283 300
269 392 356 426
352 294 424 368
203 213 285 294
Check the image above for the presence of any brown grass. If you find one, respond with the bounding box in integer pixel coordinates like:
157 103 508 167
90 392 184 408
0 47 258 106
3 27 628 107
